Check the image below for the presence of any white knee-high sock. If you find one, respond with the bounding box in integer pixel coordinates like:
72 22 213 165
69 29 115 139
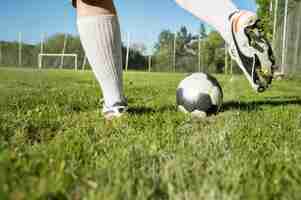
77 15 125 110
175 0 238 43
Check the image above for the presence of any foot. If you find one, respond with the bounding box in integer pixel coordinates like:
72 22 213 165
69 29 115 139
228 11 276 92
103 102 128 121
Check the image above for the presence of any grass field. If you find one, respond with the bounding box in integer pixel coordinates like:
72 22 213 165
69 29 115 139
0 67 301 200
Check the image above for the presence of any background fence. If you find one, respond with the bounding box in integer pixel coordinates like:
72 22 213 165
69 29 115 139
272 0 301 74
0 28 238 74
1 0 301 75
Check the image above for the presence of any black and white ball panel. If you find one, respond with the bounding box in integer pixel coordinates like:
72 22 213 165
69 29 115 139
177 89 213 112
176 73 223 114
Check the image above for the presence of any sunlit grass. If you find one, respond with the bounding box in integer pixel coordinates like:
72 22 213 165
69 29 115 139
1 67 301 200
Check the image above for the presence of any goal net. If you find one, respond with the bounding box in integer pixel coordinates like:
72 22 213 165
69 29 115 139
38 53 78 70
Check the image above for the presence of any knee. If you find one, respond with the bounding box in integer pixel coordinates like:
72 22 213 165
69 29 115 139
174 0 183 5
80 0 109 7
76 0 116 16
174 0 188 8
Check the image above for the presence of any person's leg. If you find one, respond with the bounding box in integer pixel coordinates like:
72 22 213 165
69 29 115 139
76 0 116 16
175 0 275 92
175 0 237 44
75 0 127 119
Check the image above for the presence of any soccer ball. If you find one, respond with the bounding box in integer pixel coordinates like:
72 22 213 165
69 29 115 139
176 73 223 117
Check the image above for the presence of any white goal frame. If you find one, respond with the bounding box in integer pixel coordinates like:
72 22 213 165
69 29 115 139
38 53 78 70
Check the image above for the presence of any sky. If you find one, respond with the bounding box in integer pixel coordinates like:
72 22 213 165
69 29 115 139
0 0 256 51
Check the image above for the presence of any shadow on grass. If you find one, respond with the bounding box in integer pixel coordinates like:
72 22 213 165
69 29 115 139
120 96 301 114
222 96 301 112
128 106 155 115
128 105 176 115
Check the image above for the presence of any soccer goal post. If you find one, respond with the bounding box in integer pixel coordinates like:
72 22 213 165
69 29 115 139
38 53 78 70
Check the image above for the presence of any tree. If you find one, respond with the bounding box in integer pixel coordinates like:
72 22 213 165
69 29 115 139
256 0 273 38
202 31 225 72
199 23 207 39
153 26 228 73
256 0 301 39
153 30 175 71
122 43 147 71
0 41 38 67
175 26 199 72
0 33 147 70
